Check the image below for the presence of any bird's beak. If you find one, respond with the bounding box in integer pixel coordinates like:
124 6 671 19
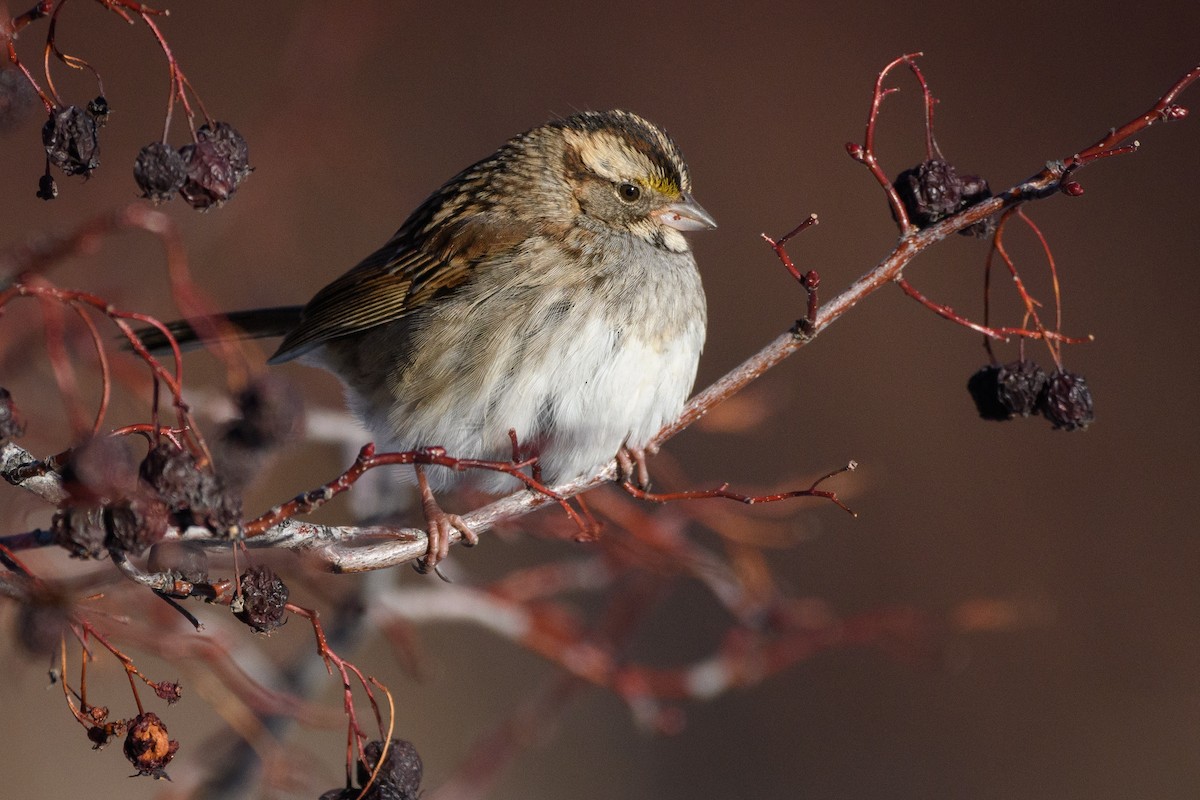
657 193 718 232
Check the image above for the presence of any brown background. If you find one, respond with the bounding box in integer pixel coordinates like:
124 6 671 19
3 1 1200 798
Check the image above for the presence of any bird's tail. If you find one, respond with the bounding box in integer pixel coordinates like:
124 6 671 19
132 306 305 355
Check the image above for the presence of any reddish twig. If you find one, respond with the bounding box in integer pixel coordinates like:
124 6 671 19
762 213 821 332
244 442 591 540
288 604 386 776
620 461 858 517
845 52 926 234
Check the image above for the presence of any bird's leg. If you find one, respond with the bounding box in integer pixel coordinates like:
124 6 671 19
616 443 654 489
414 464 477 573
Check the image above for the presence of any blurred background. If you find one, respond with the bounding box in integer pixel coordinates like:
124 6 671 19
2 0 1200 798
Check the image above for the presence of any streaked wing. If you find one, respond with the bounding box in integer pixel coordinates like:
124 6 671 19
268 213 518 364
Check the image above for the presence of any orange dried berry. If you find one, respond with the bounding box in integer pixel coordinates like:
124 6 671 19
123 712 179 778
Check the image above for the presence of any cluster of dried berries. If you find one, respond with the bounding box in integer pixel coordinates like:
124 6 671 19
968 360 1095 430
50 439 242 560
233 564 289 633
134 121 252 209
51 438 168 559
84 706 128 750
321 739 424 800
893 158 995 236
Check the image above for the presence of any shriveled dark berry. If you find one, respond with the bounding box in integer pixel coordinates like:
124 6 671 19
51 504 107 559
197 121 251 187
147 540 210 584
134 141 187 203
358 739 423 800
123 711 179 778
319 790 358 800
178 139 236 210
36 172 58 200
106 495 171 557
140 443 202 508
42 105 100 176
152 680 183 705
996 360 1047 418
894 158 963 228
87 95 110 126
0 387 24 441
1040 370 1095 431
966 364 1009 421
139 443 243 535
234 565 289 633
88 724 114 749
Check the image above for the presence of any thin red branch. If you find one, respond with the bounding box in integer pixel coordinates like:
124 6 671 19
244 442 591 540
846 52 926 234
619 460 858 517
896 276 1089 344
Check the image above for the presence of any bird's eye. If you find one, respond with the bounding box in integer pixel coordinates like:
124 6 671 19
617 182 642 203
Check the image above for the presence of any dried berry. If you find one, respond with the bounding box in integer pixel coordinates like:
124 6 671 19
36 171 58 200
87 95 110 126
106 495 171 556
319 790 358 800
178 139 236 209
0 387 24 441
139 443 243 535
1040 370 1095 431
123 712 179 778
966 364 1009 421
894 158 963 228
234 565 289 633
42 105 100 176
152 680 183 705
147 540 210 584
358 739 423 800
51 504 107 559
894 159 996 236
198 121 251 187
88 724 114 749
996 360 1047 418
134 141 187 203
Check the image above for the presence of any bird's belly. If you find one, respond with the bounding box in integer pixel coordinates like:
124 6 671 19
345 309 703 492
